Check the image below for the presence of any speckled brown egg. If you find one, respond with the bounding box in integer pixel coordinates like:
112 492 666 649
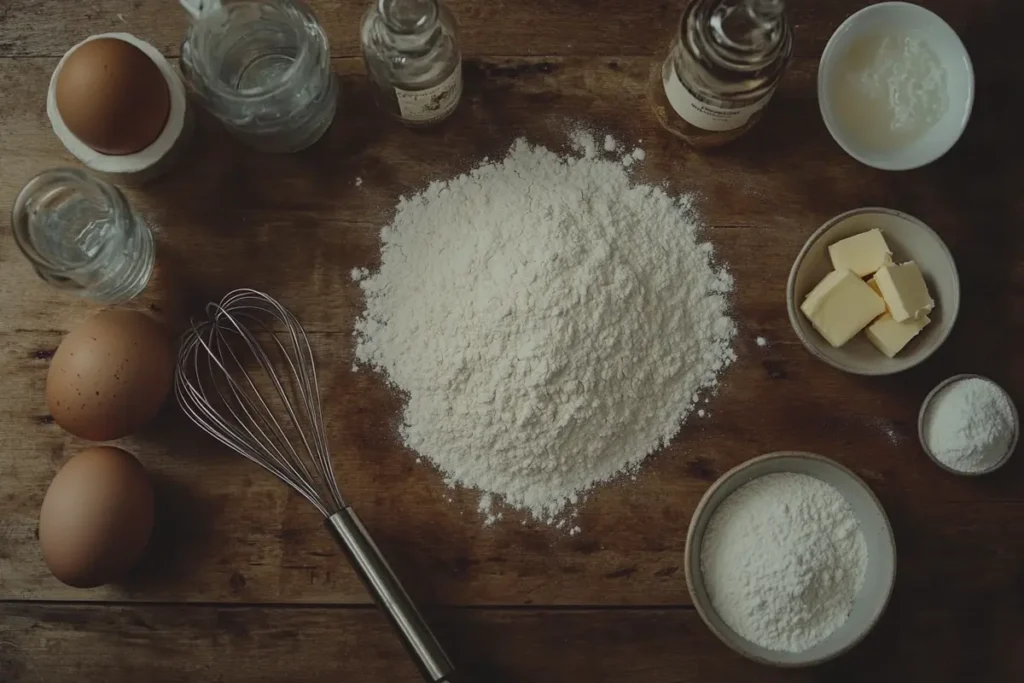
46 309 174 441
55 37 171 155
39 446 154 588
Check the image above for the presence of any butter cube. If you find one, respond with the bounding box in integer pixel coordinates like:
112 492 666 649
800 269 886 348
872 262 934 322
865 312 931 358
828 229 893 277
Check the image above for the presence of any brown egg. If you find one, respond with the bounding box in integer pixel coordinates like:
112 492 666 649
39 446 155 588
47 310 174 441
55 37 171 155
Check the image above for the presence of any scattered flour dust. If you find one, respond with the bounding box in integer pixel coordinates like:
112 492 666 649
354 128 737 524
570 128 599 159
874 418 902 446
478 494 503 526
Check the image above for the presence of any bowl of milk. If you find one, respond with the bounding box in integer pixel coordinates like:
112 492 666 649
818 2 974 170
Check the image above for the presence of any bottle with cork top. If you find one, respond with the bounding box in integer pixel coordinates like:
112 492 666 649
649 0 792 147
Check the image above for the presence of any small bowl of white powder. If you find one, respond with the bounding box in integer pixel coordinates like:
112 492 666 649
685 452 896 666
919 374 1019 475
818 2 973 170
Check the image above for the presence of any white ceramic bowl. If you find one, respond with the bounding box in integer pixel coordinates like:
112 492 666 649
685 452 896 667
787 207 960 376
918 374 1020 476
818 2 974 170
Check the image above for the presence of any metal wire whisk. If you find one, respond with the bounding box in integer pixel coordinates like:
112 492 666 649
175 288 454 683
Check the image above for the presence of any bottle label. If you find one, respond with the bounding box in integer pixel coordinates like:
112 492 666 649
395 67 463 123
663 64 772 132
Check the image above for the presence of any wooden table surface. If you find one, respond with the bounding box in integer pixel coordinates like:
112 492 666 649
1 1 1022 681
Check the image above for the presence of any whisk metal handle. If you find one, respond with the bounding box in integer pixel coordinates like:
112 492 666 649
327 509 455 682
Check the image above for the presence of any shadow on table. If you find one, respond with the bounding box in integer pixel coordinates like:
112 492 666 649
120 470 217 594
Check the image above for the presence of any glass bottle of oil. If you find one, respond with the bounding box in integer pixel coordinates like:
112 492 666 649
360 0 462 126
649 0 792 147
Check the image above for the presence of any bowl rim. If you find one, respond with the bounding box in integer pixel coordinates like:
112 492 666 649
684 451 897 667
786 206 961 376
918 373 1020 476
817 1 975 171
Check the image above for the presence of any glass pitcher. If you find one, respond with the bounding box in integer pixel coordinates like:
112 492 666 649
179 0 338 152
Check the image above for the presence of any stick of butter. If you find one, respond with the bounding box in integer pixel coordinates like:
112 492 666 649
865 312 931 358
800 269 886 347
828 229 893 277
871 261 934 322
866 277 884 299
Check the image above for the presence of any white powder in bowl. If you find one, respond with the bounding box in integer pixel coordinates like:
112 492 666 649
922 377 1017 473
701 473 868 653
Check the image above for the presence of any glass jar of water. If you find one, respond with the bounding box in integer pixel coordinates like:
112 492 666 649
11 168 155 304
179 0 338 152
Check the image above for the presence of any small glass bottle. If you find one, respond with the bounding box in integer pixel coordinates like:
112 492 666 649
11 168 155 304
649 0 792 147
360 0 462 126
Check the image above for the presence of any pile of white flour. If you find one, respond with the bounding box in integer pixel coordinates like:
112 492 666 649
353 131 736 522
701 473 869 652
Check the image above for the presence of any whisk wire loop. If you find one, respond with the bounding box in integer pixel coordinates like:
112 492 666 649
175 288 345 515
174 288 452 682
225 291 342 509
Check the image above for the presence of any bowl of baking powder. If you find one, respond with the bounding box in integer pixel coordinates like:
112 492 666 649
684 452 896 666
919 374 1019 475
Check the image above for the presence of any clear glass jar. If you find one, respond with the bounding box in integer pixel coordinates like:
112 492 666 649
11 168 155 304
649 0 792 147
361 0 462 126
179 0 338 152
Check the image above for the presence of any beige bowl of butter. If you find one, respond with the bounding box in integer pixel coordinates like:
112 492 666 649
787 208 960 375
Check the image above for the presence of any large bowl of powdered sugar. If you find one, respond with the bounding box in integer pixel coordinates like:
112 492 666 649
684 452 896 667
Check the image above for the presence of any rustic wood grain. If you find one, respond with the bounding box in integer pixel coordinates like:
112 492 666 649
0 0 1019 60
1 602 1022 683
1 0 1023 680
1 319 1022 605
2 57 1021 332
